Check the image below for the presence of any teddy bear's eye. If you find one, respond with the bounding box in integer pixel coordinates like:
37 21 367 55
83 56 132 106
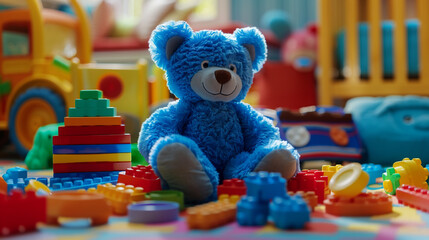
201 61 209 69
229 64 237 72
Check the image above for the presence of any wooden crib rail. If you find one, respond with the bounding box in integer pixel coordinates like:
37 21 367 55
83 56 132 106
318 0 429 105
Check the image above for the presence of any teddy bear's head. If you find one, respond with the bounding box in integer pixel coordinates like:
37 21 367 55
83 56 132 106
149 21 267 102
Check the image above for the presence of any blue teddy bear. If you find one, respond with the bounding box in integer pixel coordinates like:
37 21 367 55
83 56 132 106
138 21 300 203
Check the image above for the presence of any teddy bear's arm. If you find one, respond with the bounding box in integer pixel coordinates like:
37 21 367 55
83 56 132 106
138 100 189 158
234 102 281 152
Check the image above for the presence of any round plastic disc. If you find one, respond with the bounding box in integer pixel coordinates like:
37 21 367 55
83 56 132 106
329 163 369 198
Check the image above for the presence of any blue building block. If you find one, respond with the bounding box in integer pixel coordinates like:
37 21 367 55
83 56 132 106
49 174 118 191
237 196 270 226
245 171 286 202
53 144 131 154
269 195 310 229
3 167 28 194
362 163 384 185
53 171 121 178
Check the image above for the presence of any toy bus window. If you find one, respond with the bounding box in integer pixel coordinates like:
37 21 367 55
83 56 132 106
43 23 76 59
2 22 30 57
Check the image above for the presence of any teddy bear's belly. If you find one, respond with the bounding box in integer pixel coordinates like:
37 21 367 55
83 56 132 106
182 103 244 173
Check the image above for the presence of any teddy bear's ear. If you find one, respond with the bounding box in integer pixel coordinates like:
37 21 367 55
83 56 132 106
149 21 193 70
233 27 267 72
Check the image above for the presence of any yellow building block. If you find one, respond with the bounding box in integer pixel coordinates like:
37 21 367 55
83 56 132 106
322 164 343 183
218 194 241 204
53 152 131 164
393 158 428 190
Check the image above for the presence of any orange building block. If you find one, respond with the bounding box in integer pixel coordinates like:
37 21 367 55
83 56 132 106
288 191 318 211
324 192 392 216
46 191 111 226
396 185 429 212
64 116 122 126
187 199 236 230
0 176 7 194
95 183 146 215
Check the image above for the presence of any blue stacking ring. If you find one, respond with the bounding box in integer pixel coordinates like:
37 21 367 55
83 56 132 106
128 201 179 224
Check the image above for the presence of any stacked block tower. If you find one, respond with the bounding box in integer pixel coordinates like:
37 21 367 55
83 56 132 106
52 90 131 177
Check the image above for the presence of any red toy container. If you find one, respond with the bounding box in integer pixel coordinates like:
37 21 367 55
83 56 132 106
255 62 317 110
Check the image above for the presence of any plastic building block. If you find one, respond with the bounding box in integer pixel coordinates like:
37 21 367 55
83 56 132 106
58 124 125 136
0 190 46 236
53 171 121 178
245 172 286 202
75 98 109 108
46 191 110 225
236 195 269 226
396 185 429 212
287 169 329 203
53 144 131 154
324 192 392 216
117 165 161 192
68 107 116 117
187 199 236 230
95 183 145 215
329 163 369 198
50 174 118 191
128 201 179 224
217 178 246 197
322 164 343 183
53 152 131 164
362 163 384 185
64 116 122 126
80 90 102 100
383 158 429 195
288 191 318 211
53 161 131 173
53 134 131 145
269 195 310 229
218 194 241 204
145 190 184 211
3 167 28 193
25 180 51 195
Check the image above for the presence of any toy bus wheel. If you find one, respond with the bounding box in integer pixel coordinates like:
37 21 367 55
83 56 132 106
9 88 65 157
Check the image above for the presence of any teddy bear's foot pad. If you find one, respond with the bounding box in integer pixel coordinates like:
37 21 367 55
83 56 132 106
254 149 297 179
157 143 213 202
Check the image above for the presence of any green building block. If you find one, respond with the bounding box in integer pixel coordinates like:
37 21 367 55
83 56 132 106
382 167 401 195
25 123 63 170
75 98 110 109
131 143 148 166
145 190 185 210
68 107 116 117
0 81 11 96
80 90 102 100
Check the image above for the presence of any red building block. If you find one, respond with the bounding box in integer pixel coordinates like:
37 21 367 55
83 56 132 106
217 178 246 197
53 134 131 145
396 185 429 212
0 190 46 236
287 170 329 203
58 125 125 136
324 192 392 216
117 165 161 192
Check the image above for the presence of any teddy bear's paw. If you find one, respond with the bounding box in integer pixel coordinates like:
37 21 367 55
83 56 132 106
254 149 297 180
157 142 213 203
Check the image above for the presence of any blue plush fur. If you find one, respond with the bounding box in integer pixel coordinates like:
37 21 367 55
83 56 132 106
139 21 299 201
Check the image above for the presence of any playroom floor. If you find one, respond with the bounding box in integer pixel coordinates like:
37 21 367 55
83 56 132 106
2 145 429 240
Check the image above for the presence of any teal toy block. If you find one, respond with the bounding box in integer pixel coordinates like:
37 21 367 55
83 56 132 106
80 90 102 100
75 99 110 109
382 167 401 195
68 107 116 117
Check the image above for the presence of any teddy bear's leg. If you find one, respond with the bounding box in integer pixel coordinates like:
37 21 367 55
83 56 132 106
224 140 300 180
149 135 218 203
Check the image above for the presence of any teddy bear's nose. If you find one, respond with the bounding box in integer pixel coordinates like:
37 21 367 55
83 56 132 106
214 70 231 84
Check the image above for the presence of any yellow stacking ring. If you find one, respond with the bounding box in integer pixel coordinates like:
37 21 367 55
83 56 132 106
329 163 369 198
25 179 51 194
